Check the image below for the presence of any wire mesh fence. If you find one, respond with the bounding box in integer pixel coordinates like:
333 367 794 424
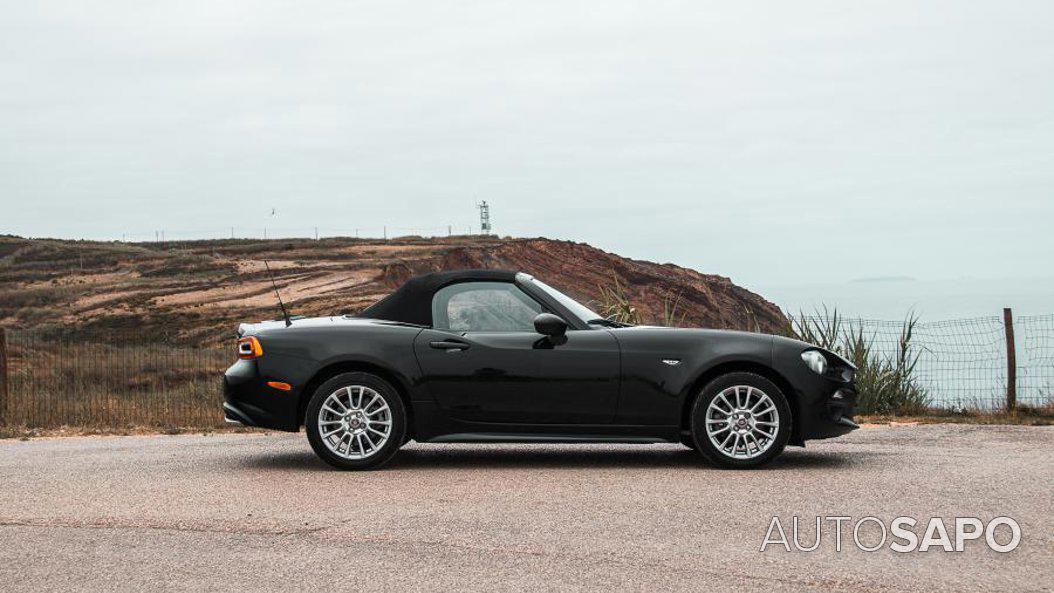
0 312 1051 429
795 313 1053 410
1019 314 1054 406
1 328 229 429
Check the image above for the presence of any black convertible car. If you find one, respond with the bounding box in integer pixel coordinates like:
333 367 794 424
224 270 858 469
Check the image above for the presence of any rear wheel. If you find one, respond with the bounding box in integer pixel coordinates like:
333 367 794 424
690 372 791 469
305 372 406 470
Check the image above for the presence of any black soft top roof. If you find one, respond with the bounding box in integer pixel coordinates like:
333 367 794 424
358 269 518 326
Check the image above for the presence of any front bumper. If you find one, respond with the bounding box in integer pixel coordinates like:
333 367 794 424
804 385 859 440
773 347 860 445
223 359 301 431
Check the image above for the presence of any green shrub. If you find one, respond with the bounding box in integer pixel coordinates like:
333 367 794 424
594 274 645 325
593 273 687 327
787 308 929 415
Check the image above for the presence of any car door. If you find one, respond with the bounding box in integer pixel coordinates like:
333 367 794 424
413 280 620 424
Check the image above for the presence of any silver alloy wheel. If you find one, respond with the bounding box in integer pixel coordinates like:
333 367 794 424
317 385 392 460
704 385 780 460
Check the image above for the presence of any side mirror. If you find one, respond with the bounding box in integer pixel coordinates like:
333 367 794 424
533 313 567 337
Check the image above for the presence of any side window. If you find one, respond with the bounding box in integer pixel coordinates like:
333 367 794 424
432 282 544 332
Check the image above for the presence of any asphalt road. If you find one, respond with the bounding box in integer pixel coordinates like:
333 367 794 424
1 424 1051 592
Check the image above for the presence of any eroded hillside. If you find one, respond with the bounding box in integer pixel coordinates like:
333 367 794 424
0 235 786 344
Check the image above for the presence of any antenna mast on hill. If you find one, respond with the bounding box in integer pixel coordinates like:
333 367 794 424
477 200 492 235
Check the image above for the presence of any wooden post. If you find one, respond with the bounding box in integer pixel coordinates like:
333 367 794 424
1003 308 1016 412
0 328 8 425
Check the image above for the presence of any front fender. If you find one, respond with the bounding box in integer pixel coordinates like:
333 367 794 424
611 327 775 424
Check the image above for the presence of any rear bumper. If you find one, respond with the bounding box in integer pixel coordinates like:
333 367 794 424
223 402 257 425
223 359 301 431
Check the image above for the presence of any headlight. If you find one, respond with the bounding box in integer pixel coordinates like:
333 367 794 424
801 350 828 375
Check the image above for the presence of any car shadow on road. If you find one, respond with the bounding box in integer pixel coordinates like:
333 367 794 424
388 446 703 470
235 445 863 472
387 446 861 471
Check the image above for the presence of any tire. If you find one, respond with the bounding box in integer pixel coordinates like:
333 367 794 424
305 372 407 470
690 372 791 469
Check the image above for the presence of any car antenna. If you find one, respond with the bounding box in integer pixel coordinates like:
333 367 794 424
263 260 292 327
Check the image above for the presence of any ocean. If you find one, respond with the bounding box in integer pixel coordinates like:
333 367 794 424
750 276 1054 321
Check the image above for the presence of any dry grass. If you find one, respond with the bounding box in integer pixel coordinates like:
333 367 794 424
5 331 230 429
0 424 265 440
860 402 1054 426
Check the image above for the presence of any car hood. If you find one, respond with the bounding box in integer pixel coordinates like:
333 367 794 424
613 325 772 340
612 326 855 369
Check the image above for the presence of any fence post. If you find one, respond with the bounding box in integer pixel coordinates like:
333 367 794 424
1003 308 1016 412
0 327 8 425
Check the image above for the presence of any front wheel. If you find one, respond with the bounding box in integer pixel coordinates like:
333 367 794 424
690 372 791 469
305 372 407 470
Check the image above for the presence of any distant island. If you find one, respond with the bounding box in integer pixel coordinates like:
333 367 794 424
850 275 918 283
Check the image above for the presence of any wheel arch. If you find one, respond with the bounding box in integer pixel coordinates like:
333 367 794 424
680 361 803 446
297 360 414 438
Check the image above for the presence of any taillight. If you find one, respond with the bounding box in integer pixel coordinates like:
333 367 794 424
237 336 263 359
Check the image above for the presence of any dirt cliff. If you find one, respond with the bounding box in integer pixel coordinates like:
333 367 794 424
0 235 786 344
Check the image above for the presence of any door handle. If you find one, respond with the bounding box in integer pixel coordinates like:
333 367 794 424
429 340 469 351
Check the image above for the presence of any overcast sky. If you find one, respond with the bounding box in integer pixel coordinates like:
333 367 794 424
2 0 1052 287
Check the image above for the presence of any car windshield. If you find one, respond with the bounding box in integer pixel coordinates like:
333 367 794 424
529 278 604 324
